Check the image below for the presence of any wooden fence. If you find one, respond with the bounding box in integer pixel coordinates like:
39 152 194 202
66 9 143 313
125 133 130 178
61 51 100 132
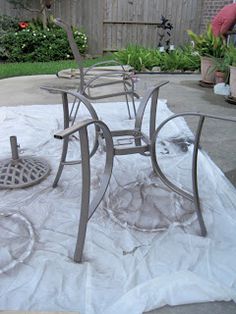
103 0 204 52
0 0 204 54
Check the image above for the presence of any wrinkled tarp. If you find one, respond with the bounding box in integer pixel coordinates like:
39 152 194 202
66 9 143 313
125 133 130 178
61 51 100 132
0 100 236 314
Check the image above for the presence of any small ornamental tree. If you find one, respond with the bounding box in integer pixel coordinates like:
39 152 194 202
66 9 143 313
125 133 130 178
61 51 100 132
157 15 173 52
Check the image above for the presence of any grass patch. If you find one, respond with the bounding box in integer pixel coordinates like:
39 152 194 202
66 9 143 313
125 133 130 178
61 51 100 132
0 55 114 79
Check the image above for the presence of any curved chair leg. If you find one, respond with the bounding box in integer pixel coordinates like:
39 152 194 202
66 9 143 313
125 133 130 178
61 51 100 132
69 98 77 121
150 113 208 236
131 93 137 117
54 118 114 263
53 90 100 188
53 137 69 188
71 99 81 126
122 79 132 119
73 120 114 262
125 92 132 120
192 116 207 236
150 111 236 235
74 127 91 262
130 78 137 117
53 92 70 188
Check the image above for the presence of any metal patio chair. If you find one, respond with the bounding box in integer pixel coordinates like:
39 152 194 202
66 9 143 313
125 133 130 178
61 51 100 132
54 18 139 120
52 82 236 263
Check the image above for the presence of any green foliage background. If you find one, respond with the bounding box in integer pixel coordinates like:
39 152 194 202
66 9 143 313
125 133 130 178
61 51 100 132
114 45 200 72
0 15 87 62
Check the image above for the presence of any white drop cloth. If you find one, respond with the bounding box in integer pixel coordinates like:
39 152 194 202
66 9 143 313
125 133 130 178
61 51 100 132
0 100 236 314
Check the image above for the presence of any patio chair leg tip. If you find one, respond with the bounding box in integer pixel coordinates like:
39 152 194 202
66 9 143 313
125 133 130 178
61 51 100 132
201 226 207 237
74 255 83 263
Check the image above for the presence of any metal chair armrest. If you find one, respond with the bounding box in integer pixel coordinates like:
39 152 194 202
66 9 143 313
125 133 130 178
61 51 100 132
54 119 98 139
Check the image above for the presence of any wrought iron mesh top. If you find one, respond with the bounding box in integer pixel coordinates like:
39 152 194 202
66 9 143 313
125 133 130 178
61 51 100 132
0 156 50 189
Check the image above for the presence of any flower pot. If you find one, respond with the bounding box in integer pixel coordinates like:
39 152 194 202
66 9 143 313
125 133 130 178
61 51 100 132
230 65 236 98
215 71 226 84
200 56 215 84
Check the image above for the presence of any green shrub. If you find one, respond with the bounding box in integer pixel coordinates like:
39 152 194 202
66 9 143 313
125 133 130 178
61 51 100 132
180 45 200 71
0 14 19 36
0 19 88 62
187 24 226 58
114 45 162 71
114 44 200 72
225 44 236 67
159 46 200 72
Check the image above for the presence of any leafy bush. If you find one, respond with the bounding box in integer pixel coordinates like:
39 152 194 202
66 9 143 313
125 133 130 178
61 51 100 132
187 24 226 58
0 17 88 62
114 44 200 72
0 14 19 35
114 45 162 71
225 44 236 67
159 46 200 71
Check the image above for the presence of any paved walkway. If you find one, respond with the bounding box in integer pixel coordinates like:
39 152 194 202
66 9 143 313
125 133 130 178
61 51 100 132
0 74 236 314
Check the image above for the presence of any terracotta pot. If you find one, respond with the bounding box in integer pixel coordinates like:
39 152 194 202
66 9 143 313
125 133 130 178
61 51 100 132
230 66 236 98
215 71 225 84
200 56 215 84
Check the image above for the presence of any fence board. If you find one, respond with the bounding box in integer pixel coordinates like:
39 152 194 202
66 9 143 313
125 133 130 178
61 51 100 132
83 0 103 54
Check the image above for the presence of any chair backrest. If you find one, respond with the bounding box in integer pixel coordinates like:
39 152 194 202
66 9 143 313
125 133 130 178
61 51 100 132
54 18 85 91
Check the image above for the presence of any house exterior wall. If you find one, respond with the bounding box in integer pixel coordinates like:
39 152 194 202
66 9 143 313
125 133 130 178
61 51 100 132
201 0 233 32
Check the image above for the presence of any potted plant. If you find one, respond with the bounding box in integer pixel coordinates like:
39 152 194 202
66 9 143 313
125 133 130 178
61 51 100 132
225 45 236 98
187 25 227 84
209 57 230 84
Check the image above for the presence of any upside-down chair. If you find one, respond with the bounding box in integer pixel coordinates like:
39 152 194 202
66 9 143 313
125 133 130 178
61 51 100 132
50 82 236 263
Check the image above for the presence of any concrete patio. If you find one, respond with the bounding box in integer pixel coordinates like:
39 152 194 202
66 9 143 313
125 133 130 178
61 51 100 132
0 73 235 314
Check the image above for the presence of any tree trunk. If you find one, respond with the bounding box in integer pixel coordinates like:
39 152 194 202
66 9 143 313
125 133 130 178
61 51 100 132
40 0 47 29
